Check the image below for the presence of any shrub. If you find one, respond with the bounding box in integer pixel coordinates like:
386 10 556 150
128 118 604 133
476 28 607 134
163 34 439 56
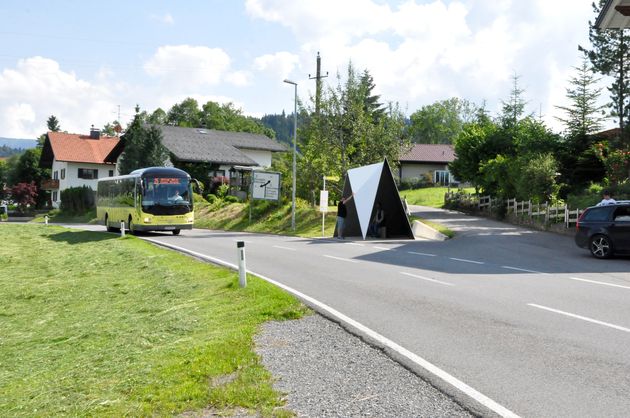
9 182 37 213
399 176 431 190
205 194 218 205
60 186 95 214
224 195 238 203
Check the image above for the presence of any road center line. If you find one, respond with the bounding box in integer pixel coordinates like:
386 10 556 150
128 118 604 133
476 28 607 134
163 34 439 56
323 255 359 263
407 251 437 257
528 303 630 333
400 272 454 286
568 277 630 290
143 238 519 418
501 266 546 274
449 257 484 265
273 245 296 251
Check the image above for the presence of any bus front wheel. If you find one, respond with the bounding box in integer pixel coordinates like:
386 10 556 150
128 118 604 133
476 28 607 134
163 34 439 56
172 229 181 236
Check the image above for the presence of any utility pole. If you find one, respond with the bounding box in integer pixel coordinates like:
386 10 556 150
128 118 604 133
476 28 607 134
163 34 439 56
309 52 328 116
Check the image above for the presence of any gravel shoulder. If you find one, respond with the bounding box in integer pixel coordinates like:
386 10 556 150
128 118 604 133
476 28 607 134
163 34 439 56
255 314 475 417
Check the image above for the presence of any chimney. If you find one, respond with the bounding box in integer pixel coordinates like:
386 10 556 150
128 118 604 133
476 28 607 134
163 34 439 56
90 125 101 139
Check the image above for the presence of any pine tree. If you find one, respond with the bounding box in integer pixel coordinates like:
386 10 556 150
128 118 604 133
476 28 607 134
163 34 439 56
555 56 606 137
46 115 61 132
500 74 527 128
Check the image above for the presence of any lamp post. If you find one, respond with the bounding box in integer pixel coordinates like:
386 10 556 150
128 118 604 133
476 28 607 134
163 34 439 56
283 79 297 231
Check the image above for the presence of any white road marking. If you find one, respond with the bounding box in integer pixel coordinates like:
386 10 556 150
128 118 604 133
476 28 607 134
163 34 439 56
142 237 520 418
568 277 630 290
347 242 365 246
323 255 359 263
273 245 297 251
400 272 454 286
450 257 485 265
528 303 630 333
374 246 394 251
501 266 545 274
407 251 437 257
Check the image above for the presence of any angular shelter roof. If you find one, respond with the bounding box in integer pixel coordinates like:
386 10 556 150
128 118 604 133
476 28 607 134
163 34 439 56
154 125 287 166
399 144 455 163
334 159 414 240
40 131 121 168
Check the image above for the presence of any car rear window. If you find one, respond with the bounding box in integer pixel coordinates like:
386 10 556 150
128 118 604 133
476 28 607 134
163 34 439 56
582 207 611 221
613 206 630 221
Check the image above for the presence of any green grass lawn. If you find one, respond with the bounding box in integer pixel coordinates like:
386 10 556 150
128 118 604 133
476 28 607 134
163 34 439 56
0 224 307 417
400 187 475 208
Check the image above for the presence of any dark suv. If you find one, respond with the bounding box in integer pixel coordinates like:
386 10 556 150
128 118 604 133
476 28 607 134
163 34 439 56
575 203 630 258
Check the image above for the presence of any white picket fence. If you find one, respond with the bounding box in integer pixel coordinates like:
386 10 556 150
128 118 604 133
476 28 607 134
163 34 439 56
445 191 585 228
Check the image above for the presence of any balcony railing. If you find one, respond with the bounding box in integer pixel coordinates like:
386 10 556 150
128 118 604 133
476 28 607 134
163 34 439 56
41 179 59 190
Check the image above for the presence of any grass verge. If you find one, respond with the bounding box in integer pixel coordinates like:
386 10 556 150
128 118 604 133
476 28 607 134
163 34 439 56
0 223 307 417
401 187 475 208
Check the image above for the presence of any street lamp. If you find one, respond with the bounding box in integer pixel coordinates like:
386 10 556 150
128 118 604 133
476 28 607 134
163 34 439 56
283 79 297 231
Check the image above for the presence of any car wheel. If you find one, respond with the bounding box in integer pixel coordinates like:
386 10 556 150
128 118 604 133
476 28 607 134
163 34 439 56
590 234 613 259
172 229 181 236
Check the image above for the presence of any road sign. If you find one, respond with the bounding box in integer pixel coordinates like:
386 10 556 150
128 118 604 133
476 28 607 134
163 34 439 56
252 171 281 201
319 190 328 212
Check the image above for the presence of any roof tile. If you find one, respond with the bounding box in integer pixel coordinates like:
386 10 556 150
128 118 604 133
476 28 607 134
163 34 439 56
399 144 455 163
47 132 120 164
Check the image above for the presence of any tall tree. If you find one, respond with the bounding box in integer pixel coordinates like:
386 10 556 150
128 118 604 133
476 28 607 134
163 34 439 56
167 98 201 127
408 98 478 144
118 107 169 175
580 0 630 135
46 115 61 132
555 56 607 137
148 108 167 125
500 74 528 128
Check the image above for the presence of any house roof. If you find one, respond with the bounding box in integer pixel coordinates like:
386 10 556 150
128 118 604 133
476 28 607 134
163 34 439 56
39 132 122 168
155 125 287 166
399 144 455 163
596 0 630 29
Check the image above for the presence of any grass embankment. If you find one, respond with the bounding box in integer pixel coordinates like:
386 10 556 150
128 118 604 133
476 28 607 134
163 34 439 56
195 199 338 238
32 208 98 224
0 224 307 417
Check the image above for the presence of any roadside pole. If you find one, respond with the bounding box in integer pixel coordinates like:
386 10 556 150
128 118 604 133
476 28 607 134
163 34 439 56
237 241 247 287
320 176 328 238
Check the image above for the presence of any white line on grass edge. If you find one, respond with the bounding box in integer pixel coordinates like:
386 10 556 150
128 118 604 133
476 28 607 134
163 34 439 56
144 237 520 418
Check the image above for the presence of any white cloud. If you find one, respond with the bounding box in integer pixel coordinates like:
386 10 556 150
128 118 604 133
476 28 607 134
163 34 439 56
246 0 598 124
150 13 174 25
0 57 118 138
254 52 300 79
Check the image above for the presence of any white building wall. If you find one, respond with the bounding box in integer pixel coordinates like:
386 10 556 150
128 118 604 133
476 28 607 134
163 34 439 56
399 162 449 181
50 160 117 208
240 149 272 168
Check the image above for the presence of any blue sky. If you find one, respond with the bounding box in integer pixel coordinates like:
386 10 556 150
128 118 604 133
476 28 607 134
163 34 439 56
0 0 610 139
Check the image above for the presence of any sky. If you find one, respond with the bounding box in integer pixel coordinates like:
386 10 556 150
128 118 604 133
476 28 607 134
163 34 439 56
0 0 612 140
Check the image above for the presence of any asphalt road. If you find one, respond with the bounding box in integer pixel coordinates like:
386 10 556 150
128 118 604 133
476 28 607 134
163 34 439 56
72 207 630 417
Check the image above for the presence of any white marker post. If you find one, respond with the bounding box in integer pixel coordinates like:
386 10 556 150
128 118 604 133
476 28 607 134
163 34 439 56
120 221 125 237
44 215 48 226
237 241 247 288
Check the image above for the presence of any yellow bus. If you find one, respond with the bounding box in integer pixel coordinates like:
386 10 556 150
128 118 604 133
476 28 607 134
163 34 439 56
97 167 194 235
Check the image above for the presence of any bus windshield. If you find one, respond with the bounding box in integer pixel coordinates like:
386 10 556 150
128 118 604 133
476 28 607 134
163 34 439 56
142 176 192 207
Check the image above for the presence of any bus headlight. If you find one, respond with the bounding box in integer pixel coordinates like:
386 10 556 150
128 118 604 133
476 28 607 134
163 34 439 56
144 217 151 223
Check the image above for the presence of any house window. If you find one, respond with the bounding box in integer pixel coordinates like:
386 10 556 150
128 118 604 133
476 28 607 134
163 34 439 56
61 169 65 180
53 171 58 180
109 170 114 177
78 168 99 179
52 191 58 202
434 170 450 185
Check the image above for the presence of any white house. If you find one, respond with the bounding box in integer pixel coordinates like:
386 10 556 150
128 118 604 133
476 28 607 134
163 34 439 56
39 128 123 208
398 143 456 185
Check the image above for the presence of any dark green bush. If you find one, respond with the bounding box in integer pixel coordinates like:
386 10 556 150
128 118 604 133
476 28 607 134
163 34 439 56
399 176 432 191
205 194 218 204
224 195 238 203
60 186 95 214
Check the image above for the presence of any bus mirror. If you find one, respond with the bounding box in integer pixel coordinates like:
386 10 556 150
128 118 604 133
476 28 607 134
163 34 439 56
192 178 202 194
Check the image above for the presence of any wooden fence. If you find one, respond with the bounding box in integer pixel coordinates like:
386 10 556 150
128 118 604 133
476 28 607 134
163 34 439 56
445 191 585 228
